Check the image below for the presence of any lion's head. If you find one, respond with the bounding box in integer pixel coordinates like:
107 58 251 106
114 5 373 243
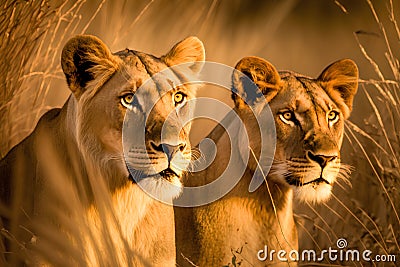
232 56 358 203
61 35 205 200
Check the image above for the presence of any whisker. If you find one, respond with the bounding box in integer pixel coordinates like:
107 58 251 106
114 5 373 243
337 163 353 187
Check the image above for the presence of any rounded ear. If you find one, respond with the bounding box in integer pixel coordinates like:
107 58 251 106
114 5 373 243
61 35 120 98
318 59 358 118
162 36 205 73
232 56 281 109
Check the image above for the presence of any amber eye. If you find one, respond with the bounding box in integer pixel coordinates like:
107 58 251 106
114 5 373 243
282 111 292 120
120 93 135 109
327 110 339 124
279 110 295 125
174 92 186 105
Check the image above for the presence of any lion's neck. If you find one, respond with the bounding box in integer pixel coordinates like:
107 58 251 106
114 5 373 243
57 97 176 265
187 112 298 265
64 96 79 141
46 96 88 177
226 166 297 243
193 167 297 266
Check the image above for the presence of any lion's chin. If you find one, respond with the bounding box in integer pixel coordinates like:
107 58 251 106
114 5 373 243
293 183 332 204
136 171 183 203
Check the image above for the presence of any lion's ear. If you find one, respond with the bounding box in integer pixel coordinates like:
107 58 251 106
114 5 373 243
162 36 205 73
318 59 358 119
232 56 281 109
61 35 120 98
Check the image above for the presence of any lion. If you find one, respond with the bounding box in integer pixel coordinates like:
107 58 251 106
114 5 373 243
175 56 358 266
0 34 205 266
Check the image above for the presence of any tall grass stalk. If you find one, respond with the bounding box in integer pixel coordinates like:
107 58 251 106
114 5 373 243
327 0 399 264
0 0 109 158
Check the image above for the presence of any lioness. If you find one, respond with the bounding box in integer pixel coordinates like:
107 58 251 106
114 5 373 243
0 35 205 266
175 57 358 266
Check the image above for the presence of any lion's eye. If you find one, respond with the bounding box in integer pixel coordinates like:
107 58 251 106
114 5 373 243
282 112 292 120
120 93 135 109
279 111 294 124
174 92 186 105
327 110 339 125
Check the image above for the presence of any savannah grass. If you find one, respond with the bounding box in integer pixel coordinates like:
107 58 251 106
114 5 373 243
343 0 399 262
297 0 400 265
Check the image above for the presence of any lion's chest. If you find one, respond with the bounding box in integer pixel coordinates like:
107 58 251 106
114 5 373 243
85 183 176 265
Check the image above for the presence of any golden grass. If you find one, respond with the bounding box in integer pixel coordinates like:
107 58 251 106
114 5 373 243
296 1 399 265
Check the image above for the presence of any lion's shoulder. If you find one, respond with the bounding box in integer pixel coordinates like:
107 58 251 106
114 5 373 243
0 107 63 197
2 107 62 157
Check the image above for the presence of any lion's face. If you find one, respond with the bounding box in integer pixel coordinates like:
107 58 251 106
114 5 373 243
61 35 204 199
268 74 351 203
232 57 358 203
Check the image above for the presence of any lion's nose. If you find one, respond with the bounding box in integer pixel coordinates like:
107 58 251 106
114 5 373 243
162 143 186 162
307 151 337 168
150 142 186 162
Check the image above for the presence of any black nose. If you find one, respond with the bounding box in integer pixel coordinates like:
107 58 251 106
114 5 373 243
307 151 337 168
150 142 186 161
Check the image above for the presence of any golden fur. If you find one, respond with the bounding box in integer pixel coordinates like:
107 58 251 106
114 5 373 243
175 57 358 266
0 35 205 266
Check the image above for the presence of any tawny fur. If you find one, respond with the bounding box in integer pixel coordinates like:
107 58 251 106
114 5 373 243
175 57 358 266
0 34 205 266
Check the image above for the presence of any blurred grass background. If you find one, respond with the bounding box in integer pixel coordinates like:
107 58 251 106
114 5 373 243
1 0 399 265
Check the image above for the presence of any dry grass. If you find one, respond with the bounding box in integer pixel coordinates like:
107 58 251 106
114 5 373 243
0 0 57 157
0 0 54 104
0 0 106 158
345 0 400 259
296 1 400 266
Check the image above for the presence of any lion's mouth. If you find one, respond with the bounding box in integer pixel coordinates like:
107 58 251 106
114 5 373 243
127 166 180 183
302 177 330 186
159 168 179 182
286 176 330 187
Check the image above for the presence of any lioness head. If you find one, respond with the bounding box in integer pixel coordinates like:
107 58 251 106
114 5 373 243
232 56 358 203
61 35 205 199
